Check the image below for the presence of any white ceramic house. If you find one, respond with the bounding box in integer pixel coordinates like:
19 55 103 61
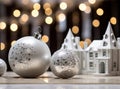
96 22 118 75
84 40 102 74
84 22 120 75
61 22 120 75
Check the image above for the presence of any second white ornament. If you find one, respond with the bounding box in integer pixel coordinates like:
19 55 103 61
50 49 80 79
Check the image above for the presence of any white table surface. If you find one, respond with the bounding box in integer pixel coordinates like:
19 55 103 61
1 72 120 89
1 72 120 84
0 84 120 89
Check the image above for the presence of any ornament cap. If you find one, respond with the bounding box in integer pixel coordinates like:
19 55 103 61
34 32 41 40
34 26 42 40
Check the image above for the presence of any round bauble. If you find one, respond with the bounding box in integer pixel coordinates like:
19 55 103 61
8 36 51 78
0 58 7 76
50 49 80 79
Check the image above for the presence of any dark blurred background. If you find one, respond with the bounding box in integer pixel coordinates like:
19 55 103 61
0 0 120 71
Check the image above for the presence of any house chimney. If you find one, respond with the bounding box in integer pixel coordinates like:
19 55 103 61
117 38 120 42
84 41 88 49
117 37 120 48
75 37 80 45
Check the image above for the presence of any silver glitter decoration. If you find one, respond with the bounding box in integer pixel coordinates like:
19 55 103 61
8 36 51 78
50 49 80 79
0 58 7 76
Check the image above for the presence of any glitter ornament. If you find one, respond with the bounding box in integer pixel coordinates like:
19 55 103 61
0 58 7 76
50 49 80 79
8 32 51 78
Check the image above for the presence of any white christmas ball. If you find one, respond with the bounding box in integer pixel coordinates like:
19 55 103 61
0 58 7 76
50 49 80 79
8 36 51 78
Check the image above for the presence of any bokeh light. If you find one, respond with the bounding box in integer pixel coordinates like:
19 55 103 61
79 41 84 48
0 42 5 51
10 23 18 32
20 14 29 24
72 26 79 34
96 8 104 16
11 40 16 46
31 10 39 17
60 2 67 10
110 17 117 25
0 21 6 30
13 9 21 17
84 6 91 14
79 3 87 11
33 3 41 10
45 16 53 24
92 19 100 27
57 13 66 22
85 38 91 45
45 8 52 15
22 0 29 5
42 35 49 43
88 0 96 4
43 3 51 9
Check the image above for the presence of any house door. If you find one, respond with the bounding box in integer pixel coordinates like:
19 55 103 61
99 62 105 73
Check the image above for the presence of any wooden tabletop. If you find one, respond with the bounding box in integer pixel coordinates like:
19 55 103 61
0 72 120 84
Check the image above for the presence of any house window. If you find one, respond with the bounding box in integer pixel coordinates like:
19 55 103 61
103 51 106 56
89 62 93 67
63 45 67 49
103 41 108 46
65 39 68 42
113 62 117 68
105 34 108 39
74 43 78 49
111 33 115 40
75 45 78 49
113 41 116 47
72 38 75 43
89 52 93 57
95 53 98 57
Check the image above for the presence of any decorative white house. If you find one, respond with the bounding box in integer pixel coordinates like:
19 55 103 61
84 40 102 74
61 22 120 75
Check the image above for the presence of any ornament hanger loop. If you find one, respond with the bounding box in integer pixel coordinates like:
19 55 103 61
34 26 42 40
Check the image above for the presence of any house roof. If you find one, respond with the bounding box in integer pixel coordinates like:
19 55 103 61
85 40 102 51
61 29 83 51
101 22 117 49
86 22 117 51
